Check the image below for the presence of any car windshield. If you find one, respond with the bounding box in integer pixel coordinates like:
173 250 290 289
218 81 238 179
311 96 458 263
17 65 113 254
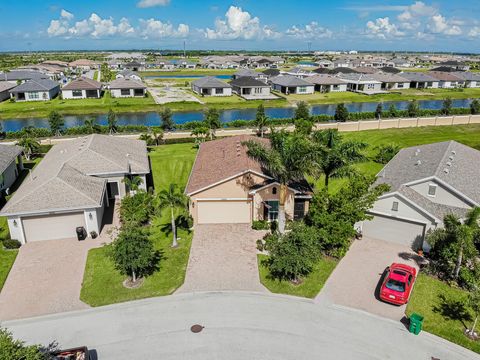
385 279 405 292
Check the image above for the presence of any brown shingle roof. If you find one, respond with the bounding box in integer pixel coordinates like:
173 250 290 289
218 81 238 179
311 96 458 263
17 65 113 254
62 77 102 91
427 71 463 82
185 135 269 195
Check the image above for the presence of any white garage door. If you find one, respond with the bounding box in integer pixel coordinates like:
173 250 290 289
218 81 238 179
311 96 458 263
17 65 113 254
197 200 251 224
22 212 86 242
362 215 425 249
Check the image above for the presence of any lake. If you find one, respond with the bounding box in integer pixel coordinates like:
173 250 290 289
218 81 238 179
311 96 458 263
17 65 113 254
0 98 473 132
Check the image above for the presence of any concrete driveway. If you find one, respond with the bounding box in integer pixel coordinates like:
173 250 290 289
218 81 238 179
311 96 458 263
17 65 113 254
178 224 266 293
317 237 421 321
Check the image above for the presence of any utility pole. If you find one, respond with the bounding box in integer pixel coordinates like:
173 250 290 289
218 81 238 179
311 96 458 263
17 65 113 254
183 40 186 58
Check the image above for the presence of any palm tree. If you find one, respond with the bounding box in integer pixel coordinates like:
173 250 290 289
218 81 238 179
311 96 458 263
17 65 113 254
17 136 40 161
243 130 311 234
84 117 100 134
151 129 164 146
156 184 187 248
310 129 367 189
191 124 209 146
107 109 118 135
123 176 144 194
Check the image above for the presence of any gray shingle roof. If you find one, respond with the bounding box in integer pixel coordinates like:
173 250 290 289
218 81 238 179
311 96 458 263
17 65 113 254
229 77 269 87
192 76 231 88
9 79 59 93
234 69 258 77
0 145 22 175
451 72 480 81
270 75 313 87
376 141 480 219
109 78 146 89
306 74 346 85
336 73 382 83
370 73 411 83
1 135 149 216
0 71 48 82
400 72 439 82
0 81 16 92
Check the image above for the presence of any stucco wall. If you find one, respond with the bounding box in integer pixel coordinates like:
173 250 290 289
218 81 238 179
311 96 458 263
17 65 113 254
62 89 100 99
110 88 145 98
371 194 435 227
409 181 472 209
1 160 18 192
253 184 295 221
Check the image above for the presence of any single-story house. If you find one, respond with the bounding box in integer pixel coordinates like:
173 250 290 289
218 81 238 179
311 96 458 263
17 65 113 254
115 70 142 81
336 73 383 93
284 67 314 79
232 68 267 81
306 75 347 93
329 67 359 75
9 79 60 102
270 75 315 95
379 67 402 74
62 77 103 99
0 144 23 195
1 135 150 244
427 71 463 88
0 70 49 85
191 76 232 97
361 141 480 251
400 72 439 89
229 77 274 100
185 136 312 225
109 78 147 98
262 68 281 78
370 73 411 90
0 82 16 102
69 59 98 71
451 72 480 88
124 61 145 72
437 61 470 71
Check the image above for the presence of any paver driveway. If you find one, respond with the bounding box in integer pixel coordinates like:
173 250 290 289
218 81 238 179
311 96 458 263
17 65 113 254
317 237 421 321
178 224 266 293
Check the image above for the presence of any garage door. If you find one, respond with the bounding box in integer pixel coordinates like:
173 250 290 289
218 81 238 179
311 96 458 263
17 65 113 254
22 212 86 242
197 200 251 224
362 215 425 249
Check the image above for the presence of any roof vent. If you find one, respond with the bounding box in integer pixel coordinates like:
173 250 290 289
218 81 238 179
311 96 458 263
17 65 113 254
446 161 452 166
451 150 456 155
415 160 422 166
448 155 454 161
444 168 450 174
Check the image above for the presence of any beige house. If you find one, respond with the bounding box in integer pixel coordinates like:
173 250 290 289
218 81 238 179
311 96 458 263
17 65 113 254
185 136 312 225
1 135 150 244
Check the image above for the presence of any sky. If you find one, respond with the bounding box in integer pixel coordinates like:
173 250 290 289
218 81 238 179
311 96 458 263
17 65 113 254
1 1 480 52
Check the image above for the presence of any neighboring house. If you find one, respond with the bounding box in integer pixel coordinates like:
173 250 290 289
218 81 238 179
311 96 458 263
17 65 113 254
427 71 463 88
400 72 439 89
229 77 274 99
124 61 144 71
9 79 60 102
437 61 470 71
379 66 402 74
115 70 142 81
370 73 411 90
109 78 147 98
0 82 16 102
0 70 48 84
329 67 359 75
306 75 347 92
270 75 315 95
232 68 261 80
62 77 103 99
185 136 312 225
336 73 383 93
362 141 480 251
262 68 281 78
191 76 232 97
451 72 480 88
0 145 23 195
284 67 314 79
392 58 413 68
1 135 150 244
69 59 97 71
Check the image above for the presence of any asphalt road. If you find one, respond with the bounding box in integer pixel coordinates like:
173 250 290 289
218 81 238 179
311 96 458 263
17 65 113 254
4 292 478 360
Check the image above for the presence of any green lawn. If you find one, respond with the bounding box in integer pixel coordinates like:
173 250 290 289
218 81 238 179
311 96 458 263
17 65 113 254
406 274 480 354
80 143 198 306
258 254 338 298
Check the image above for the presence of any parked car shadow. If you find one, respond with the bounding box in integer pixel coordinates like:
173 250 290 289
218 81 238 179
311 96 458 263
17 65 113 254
397 252 427 268
374 267 389 301
88 349 98 360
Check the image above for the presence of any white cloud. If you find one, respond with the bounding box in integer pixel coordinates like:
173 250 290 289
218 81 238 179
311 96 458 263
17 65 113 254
137 0 170 8
203 6 278 40
60 9 74 20
47 20 68 36
286 22 332 39
469 26 480 37
366 17 405 39
139 18 189 38
428 14 462 35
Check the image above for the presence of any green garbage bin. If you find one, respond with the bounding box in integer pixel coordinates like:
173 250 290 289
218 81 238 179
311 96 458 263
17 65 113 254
409 313 424 335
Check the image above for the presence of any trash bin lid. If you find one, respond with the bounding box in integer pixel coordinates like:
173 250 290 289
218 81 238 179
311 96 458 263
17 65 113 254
410 313 424 321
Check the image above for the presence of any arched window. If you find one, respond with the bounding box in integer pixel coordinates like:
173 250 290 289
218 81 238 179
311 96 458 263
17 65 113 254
272 187 277 195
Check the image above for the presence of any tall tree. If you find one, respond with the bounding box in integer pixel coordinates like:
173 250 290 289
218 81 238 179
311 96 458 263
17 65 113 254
204 108 221 140
441 97 453 115
107 109 118 135
156 184 187 248
83 117 100 134
470 99 480 115
375 103 383 120
48 110 64 137
111 226 157 283
17 136 40 161
334 103 349 122
407 100 420 118
388 103 398 118
160 108 175 131
254 103 269 137
310 129 367 189
294 101 311 121
243 131 311 233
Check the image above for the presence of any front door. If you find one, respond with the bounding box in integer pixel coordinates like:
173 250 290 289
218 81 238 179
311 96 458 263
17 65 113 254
264 201 279 222
294 200 306 220
107 182 119 199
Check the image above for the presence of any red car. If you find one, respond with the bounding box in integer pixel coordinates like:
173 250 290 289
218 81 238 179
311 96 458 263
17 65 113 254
379 263 417 305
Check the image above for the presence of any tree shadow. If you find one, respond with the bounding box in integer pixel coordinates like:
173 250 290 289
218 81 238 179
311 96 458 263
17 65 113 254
432 294 471 329
159 214 192 236
398 252 427 268
143 250 164 277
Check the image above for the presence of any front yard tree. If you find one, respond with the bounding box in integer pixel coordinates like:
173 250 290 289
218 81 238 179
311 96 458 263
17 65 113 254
204 108 221 140
334 103 349 122
310 129 367 189
243 130 311 234
107 109 118 135
441 97 453 116
160 108 175 131
111 226 157 283
156 184 187 248
375 103 383 120
407 100 420 118
467 285 480 337
254 103 268 137
294 101 311 121
48 110 64 137
470 99 480 115
17 136 40 161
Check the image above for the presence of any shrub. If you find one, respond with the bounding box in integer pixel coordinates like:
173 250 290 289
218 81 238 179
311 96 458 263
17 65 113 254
334 103 349 122
471 99 480 115
3 239 21 249
252 220 269 230
373 143 400 164
119 191 154 226
407 100 420 118
256 239 265 251
90 231 98 239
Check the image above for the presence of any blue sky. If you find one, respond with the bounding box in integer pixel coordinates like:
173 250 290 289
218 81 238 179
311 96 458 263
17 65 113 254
1 1 480 52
